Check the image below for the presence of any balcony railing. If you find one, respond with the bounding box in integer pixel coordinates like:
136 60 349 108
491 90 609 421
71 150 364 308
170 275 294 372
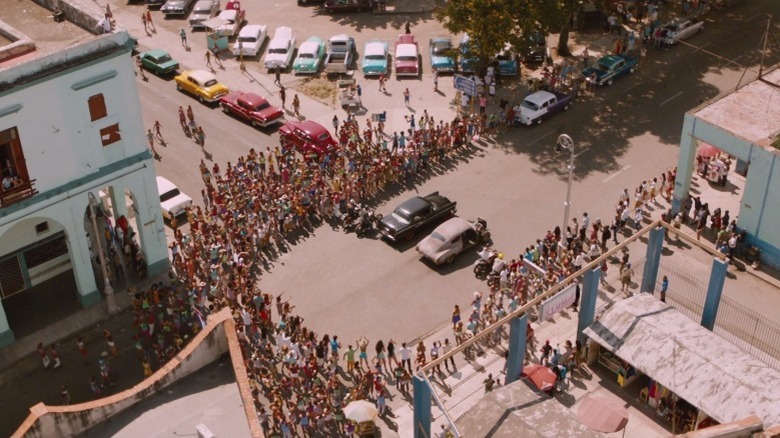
0 179 38 208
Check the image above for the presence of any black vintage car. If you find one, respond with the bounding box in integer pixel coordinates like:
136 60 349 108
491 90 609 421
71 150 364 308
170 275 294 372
378 192 457 242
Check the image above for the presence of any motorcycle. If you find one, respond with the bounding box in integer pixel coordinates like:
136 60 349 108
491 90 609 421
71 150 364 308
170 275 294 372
474 248 497 278
355 210 383 238
340 202 362 231
475 217 492 244
486 271 501 290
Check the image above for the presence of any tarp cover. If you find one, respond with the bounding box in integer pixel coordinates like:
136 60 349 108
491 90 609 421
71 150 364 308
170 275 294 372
583 294 780 428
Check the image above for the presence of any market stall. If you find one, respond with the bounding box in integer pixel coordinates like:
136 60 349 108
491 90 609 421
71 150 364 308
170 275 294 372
583 294 780 433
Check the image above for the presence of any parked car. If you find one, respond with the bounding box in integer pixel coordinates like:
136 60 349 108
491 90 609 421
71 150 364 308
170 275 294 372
138 49 179 76
161 0 194 16
189 0 220 29
582 54 638 86
232 24 267 57
323 34 356 74
156 176 193 220
322 0 371 12
174 69 229 103
219 91 283 128
515 90 573 126
378 192 457 242
279 120 337 156
416 217 490 265
394 34 419 77
661 18 704 45
264 27 296 70
293 36 326 74
521 32 548 64
459 34 478 74
361 40 389 76
495 43 518 76
429 37 455 73
146 0 166 8
211 2 244 37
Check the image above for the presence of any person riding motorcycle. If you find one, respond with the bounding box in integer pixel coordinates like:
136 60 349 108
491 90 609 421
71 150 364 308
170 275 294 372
492 252 506 274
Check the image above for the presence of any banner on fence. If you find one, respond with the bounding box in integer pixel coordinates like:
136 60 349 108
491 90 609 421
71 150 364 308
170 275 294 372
539 283 577 322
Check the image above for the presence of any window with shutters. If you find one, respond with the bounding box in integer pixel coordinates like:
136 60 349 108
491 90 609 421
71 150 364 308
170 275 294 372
0 127 36 207
88 94 107 121
99 123 121 146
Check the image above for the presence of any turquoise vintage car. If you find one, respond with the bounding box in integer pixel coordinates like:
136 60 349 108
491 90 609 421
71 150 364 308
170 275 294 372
292 36 326 74
495 43 518 76
138 49 179 76
429 37 455 73
582 54 638 86
361 40 388 76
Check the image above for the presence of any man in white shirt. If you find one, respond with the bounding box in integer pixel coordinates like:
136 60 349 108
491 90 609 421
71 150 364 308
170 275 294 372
399 342 412 373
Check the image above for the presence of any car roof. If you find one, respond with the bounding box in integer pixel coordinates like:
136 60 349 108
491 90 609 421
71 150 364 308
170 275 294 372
289 120 327 135
156 176 176 192
431 217 474 239
187 70 217 83
240 24 266 37
299 40 321 53
397 196 429 215
396 44 417 57
330 34 350 42
238 92 267 105
144 49 168 57
364 41 386 56
599 54 623 65
524 90 556 105
193 0 215 7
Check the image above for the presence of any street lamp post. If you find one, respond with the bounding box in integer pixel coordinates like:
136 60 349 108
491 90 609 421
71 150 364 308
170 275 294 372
556 134 575 235
88 192 118 314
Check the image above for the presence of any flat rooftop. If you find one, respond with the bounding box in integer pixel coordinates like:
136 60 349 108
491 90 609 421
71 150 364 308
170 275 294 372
692 67 780 149
0 0 98 69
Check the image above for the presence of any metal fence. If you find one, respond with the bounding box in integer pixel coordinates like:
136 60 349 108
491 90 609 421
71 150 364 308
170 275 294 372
713 296 780 371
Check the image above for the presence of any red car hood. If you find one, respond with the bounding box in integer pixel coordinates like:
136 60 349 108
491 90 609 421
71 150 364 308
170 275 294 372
396 60 417 70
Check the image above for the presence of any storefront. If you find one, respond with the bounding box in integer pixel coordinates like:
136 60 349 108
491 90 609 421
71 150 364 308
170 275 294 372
583 294 780 433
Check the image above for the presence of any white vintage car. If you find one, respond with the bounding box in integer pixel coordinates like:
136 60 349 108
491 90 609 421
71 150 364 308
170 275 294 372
233 24 267 57
156 176 193 220
264 27 296 70
661 19 703 45
416 217 490 265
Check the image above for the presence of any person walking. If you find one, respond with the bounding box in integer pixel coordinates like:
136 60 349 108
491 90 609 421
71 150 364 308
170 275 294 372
76 336 89 365
153 120 163 141
141 12 148 32
37 342 51 369
356 83 362 106
178 106 187 130
51 344 62 369
279 86 286 108
204 50 213 69
147 129 159 158
581 47 589 68
378 73 387 92
292 94 300 116
61 385 71 405
195 126 205 147
180 29 187 48
145 9 154 32
403 88 410 107
433 70 439 91
104 329 117 356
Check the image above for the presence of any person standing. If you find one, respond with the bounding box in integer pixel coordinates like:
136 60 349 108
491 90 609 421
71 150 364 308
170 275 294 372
433 70 439 91
178 106 187 129
356 83 362 106
104 329 117 356
581 47 589 68
195 126 205 147
379 73 387 92
61 385 71 405
399 342 412 373
376 389 387 416
180 29 187 48
292 94 300 116
76 336 89 365
442 338 456 370
204 50 212 69
660 275 669 302
51 344 62 369
403 88 410 107
37 342 51 369
332 114 339 132
451 304 461 329
274 67 281 86
279 86 287 108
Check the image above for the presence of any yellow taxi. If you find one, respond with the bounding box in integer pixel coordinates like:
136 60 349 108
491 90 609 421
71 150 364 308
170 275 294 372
174 69 229 104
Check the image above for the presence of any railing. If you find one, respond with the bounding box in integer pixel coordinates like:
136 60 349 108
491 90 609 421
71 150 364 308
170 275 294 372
0 179 37 208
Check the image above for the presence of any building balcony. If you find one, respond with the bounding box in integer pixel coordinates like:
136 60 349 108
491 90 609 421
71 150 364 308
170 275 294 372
0 179 38 208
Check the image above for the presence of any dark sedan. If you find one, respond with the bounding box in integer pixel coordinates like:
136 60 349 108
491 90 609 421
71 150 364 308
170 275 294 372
378 192 457 242
322 0 371 13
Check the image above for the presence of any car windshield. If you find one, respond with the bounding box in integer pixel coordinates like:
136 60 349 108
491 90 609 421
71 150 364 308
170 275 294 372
159 189 181 203
239 36 257 43
155 54 172 63
203 79 218 87
254 102 270 111
430 232 446 242
317 133 330 141
521 100 539 111
270 48 288 54
496 53 512 61
397 56 416 61
299 52 314 59
597 62 611 73
391 211 410 223
366 54 384 60
433 44 450 55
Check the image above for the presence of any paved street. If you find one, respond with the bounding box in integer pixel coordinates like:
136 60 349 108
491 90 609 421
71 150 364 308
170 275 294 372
1 0 780 436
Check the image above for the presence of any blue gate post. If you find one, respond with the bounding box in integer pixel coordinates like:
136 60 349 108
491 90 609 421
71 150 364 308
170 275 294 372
413 374 432 438
701 258 728 331
506 313 528 384
641 227 666 294
577 267 601 346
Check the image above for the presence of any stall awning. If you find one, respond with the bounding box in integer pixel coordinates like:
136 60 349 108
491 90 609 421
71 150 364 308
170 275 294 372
583 294 780 428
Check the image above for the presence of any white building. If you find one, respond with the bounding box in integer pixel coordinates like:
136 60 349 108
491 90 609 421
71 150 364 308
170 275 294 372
0 6 168 347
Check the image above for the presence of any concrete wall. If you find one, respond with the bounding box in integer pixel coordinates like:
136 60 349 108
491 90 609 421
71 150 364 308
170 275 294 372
11 308 237 438
30 0 103 35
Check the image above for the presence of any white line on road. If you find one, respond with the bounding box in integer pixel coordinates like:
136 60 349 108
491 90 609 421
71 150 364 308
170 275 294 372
660 91 683 107
746 13 762 22
625 82 642 93
528 129 557 146
602 165 631 183
692 41 712 53
721 54 743 69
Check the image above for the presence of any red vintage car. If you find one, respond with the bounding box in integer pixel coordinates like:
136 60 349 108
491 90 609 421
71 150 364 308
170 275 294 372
279 120 337 155
219 91 283 128
394 33 420 77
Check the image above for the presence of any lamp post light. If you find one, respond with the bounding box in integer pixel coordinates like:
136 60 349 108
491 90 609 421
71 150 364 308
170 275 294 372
88 192 118 314
556 134 575 235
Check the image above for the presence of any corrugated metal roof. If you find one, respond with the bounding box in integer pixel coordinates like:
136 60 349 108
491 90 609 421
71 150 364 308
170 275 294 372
583 294 780 428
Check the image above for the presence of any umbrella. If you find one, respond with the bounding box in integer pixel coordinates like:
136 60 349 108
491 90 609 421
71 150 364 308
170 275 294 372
577 395 629 433
697 143 721 158
343 400 378 423
521 364 557 392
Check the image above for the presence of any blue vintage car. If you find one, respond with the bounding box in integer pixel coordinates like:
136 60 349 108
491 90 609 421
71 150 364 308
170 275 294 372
429 37 455 73
459 34 478 74
495 43 518 76
293 36 326 74
361 40 389 76
582 54 638 86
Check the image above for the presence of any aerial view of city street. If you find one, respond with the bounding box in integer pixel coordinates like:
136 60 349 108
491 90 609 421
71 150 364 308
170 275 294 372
0 0 779 436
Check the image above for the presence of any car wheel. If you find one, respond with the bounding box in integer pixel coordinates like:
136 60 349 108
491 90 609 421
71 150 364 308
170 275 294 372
176 83 183 92
629 67 636 74
445 255 455 264
221 104 229 113
198 94 205 103
563 103 570 111
252 119 259 128
535 117 542 125
607 78 614 86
